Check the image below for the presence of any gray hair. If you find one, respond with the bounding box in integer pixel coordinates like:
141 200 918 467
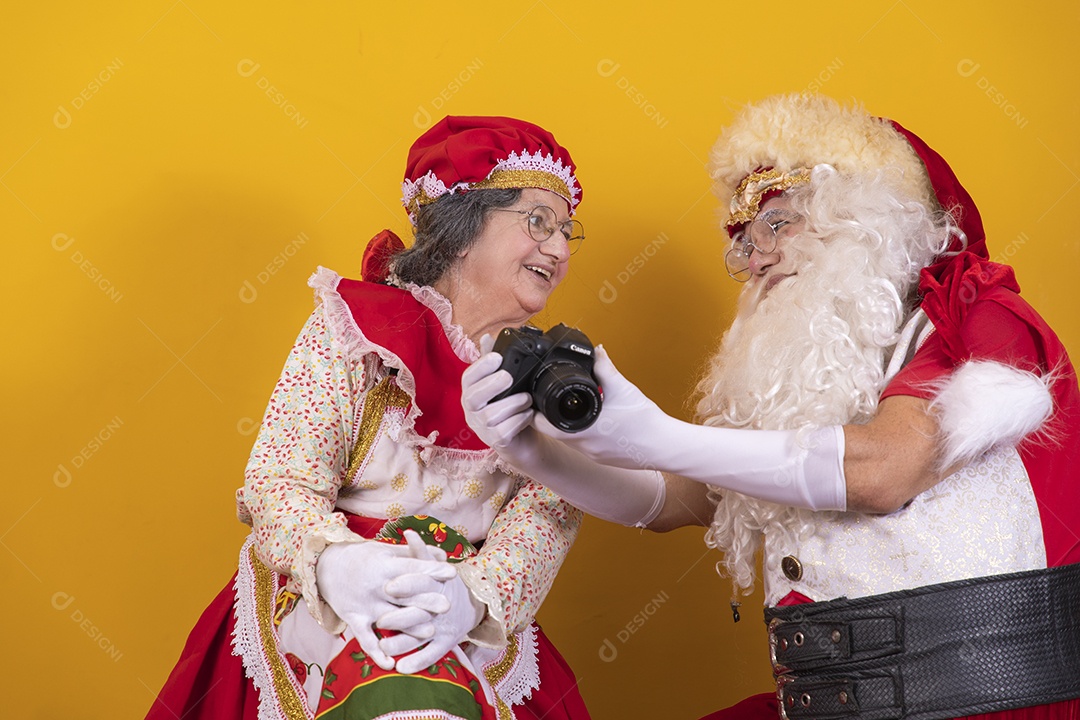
390 189 523 287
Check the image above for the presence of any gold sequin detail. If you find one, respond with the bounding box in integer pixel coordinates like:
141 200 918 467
469 170 571 204
728 168 811 227
463 477 484 499
345 377 411 486
488 491 506 510
391 473 409 492
406 186 441 216
386 502 405 518
422 485 443 503
250 545 308 719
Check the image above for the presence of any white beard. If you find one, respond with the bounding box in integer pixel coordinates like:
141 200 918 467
697 233 909 596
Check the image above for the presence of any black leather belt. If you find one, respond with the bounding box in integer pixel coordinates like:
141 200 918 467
764 563 1080 720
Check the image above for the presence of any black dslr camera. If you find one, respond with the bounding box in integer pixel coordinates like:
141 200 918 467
492 324 602 432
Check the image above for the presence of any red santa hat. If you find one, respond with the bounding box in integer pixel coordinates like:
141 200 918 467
401 115 582 223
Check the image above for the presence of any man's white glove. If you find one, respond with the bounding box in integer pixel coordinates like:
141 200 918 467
461 336 666 527
316 534 456 671
533 347 848 512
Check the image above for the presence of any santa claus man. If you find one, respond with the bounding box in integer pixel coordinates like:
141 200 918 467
462 94 1080 719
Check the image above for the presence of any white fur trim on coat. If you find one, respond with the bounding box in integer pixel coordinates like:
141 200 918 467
930 360 1053 471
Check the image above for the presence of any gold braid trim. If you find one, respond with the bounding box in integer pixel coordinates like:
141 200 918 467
250 545 308 719
470 170 571 202
345 377 411 486
483 633 519 720
727 167 811 227
410 170 572 215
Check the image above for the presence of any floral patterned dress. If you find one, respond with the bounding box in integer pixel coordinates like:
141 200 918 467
146 268 589 720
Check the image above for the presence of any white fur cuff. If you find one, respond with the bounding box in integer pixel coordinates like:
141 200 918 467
931 360 1053 471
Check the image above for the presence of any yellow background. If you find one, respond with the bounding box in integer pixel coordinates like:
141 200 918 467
4 1 1078 717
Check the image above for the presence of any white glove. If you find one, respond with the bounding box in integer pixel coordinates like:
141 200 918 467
377 571 484 674
461 337 666 527
371 530 484 673
316 535 456 671
533 347 848 512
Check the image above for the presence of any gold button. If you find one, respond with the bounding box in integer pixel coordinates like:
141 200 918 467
782 555 803 581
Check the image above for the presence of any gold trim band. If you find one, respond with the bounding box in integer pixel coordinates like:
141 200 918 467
345 377 411 486
728 167 811 227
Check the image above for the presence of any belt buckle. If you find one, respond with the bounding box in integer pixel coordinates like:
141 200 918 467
775 673 796 720
768 617 792 675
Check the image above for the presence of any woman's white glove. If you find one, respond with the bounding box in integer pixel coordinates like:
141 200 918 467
377 571 485 674
368 531 485 674
532 347 848 512
461 337 666 527
316 534 456 671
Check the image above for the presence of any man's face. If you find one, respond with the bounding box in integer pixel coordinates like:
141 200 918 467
744 194 807 297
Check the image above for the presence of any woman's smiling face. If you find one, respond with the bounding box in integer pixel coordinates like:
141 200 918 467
448 188 573 325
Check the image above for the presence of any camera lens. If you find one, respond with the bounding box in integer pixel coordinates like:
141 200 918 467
533 363 602 432
558 391 589 422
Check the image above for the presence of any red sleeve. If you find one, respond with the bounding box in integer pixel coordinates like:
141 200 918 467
882 291 1044 401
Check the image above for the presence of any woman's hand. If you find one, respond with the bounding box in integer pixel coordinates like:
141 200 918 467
462 339 667 527
372 531 485 674
460 352 536 450
315 535 456 671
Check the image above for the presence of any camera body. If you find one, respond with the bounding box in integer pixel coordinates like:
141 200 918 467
492 323 602 432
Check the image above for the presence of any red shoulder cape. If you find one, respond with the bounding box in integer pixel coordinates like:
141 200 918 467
334 278 487 452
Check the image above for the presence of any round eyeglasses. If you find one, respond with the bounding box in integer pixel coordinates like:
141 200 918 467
724 208 802 282
492 205 585 255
